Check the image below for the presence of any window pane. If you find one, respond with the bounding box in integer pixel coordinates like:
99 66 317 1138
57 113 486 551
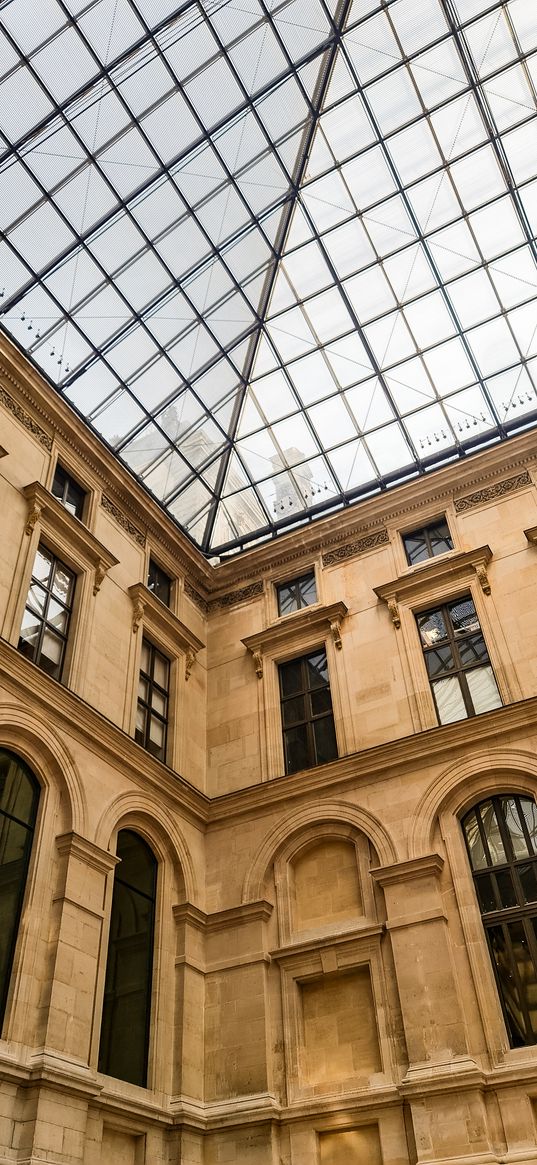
458 634 489 668
280 658 303 696
488 924 528 1046
306 650 328 689
429 519 453 555
152 652 169 690
33 546 53 583
51 563 75 605
404 530 428 564
495 869 518 909
425 643 455 677
148 718 165 756
521 799 537 854
47 598 69 635
298 573 317 606
283 724 309 774
277 583 297 615
518 863 537 905
478 801 507 865
432 675 467 724
282 695 306 727
313 716 338 765
466 665 502 714
418 608 447 646
475 872 497 912
0 751 39 1027
500 797 532 859
140 640 151 673
39 631 63 678
150 691 167 718
18 611 40 658
27 583 47 617
310 687 333 716
449 597 480 635
0 752 39 824
464 809 488 870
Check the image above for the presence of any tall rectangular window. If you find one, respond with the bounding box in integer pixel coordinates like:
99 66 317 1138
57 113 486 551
417 596 502 725
279 648 337 775
277 571 317 616
147 558 171 607
403 518 453 566
51 464 86 520
18 545 76 681
135 639 169 762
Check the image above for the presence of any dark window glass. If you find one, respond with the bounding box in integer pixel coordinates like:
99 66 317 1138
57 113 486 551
403 518 453 566
276 571 317 616
18 545 76 682
98 830 157 1086
147 559 172 607
463 795 537 1047
279 649 337 774
51 464 85 520
416 596 501 725
135 639 169 762
0 749 39 1030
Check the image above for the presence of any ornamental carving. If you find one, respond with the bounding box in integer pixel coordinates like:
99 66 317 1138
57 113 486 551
454 471 531 513
184 578 209 614
322 528 389 567
208 580 264 612
101 495 146 547
0 385 52 450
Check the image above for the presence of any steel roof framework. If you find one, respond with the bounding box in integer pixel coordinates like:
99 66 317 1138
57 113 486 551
0 0 536 555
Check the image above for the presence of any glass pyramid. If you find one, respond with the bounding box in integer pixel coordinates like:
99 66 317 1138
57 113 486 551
1 0 536 555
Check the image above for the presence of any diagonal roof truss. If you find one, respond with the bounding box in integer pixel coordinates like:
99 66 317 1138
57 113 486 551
1 0 536 556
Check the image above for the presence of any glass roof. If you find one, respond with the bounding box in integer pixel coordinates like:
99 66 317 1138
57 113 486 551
1 0 536 555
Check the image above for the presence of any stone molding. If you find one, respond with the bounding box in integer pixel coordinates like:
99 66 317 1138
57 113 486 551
454 471 532 513
0 382 52 450
322 527 389 567
128 583 204 681
23 482 119 594
242 601 348 678
173 900 273 934
374 545 493 627
524 525 537 547
55 831 120 875
101 494 146 547
371 854 444 888
271 923 383 963
184 578 209 614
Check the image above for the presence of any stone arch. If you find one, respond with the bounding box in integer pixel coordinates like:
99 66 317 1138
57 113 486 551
0 702 86 834
409 748 537 858
242 799 398 904
95 791 197 904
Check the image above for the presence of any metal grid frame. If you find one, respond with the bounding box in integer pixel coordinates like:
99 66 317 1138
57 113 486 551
1 0 536 555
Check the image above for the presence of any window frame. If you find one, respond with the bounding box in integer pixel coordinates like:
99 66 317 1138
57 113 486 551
50 462 87 522
135 637 170 763
416 594 502 725
402 516 454 567
276 570 318 618
18 543 77 683
278 647 338 775
0 749 40 1035
147 556 173 609
462 794 537 1049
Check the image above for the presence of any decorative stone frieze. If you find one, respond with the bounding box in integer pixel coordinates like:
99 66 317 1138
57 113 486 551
208 579 264 612
184 578 209 614
0 383 53 449
101 494 146 546
322 527 389 566
454 470 532 512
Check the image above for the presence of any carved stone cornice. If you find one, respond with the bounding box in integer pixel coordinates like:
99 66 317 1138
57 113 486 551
241 601 348 678
371 854 444 888
23 482 119 594
374 545 493 627
454 471 532 513
128 583 204 681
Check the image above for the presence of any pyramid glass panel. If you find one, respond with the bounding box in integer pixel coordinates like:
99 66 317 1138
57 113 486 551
1 0 536 554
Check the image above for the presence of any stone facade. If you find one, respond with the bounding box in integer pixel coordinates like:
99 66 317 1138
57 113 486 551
1 334 537 1164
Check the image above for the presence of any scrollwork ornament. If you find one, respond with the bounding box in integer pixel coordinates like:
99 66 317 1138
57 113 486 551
388 599 401 629
252 649 263 679
185 649 196 682
476 563 491 595
330 618 343 650
25 500 42 536
131 596 145 633
93 559 108 595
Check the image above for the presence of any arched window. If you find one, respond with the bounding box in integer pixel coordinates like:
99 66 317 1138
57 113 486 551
98 830 157 1086
0 748 40 1029
462 795 537 1047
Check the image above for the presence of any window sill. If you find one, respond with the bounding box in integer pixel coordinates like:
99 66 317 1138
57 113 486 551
242 600 348 677
23 481 118 593
373 544 492 627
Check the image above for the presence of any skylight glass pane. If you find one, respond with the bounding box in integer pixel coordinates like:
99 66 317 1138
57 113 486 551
1 0 536 554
